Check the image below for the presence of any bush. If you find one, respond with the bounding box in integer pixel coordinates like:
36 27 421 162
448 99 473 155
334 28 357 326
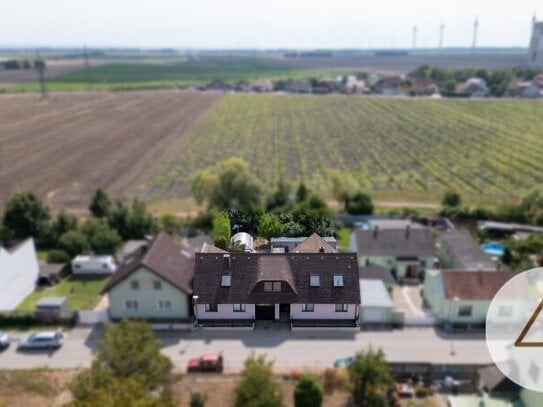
415 385 433 398
234 354 282 407
190 392 206 407
322 368 349 393
294 374 323 407
0 312 39 328
46 249 71 263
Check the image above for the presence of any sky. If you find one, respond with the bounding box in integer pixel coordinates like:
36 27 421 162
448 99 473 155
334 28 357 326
1 0 541 49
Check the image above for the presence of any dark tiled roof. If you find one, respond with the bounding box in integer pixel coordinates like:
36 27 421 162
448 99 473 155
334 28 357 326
439 229 496 270
354 228 436 257
358 266 395 286
193 253 360 305
442 270 516 300
102 232 195 294
478 365 520 394
292 233 337 253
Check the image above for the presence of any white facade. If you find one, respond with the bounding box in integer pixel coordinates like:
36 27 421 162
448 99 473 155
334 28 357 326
290 303 357 320
0 239 39 311
72 255 117 275
196 303 256 320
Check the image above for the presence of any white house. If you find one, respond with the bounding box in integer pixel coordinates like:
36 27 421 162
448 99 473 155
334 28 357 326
71 255 117 275
0 238 39 310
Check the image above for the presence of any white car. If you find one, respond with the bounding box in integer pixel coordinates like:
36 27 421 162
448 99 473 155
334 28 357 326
0 331 10 350
17 330 63 351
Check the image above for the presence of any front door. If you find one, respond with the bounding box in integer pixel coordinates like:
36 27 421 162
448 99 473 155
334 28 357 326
255 304 275 320
279 304 290 320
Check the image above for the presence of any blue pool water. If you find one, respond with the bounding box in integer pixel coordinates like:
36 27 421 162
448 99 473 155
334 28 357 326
481 242 506 256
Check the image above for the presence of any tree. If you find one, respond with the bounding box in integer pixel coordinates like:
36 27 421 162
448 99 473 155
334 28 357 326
95 320 172 391
158 214 181 235
89 189 112 218
59 230 89 257
442 190 461 208
294 374 323 407
234 354 282 407
282 220 304 237
108 200 156 240
348 349 394 407
346 192 374 215
266 180 291 211
211 212 231 249
44 210 78 246
2 192 50 239
295 183 309 203
257 213 283 240
190 158 263 212
81 219 122 255
328 170 358 211
46 249 71 263
190 393 206 407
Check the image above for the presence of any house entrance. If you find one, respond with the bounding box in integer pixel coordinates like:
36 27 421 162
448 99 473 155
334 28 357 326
279 304 290 320
255 304 275 320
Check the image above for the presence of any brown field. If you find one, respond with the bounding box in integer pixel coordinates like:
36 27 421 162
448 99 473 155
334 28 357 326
0 91 222 211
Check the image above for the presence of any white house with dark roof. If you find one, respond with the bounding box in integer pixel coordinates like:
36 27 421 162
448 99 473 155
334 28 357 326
350 226 437 280
192 252 360 328
0 238 39 311
102 232 195 321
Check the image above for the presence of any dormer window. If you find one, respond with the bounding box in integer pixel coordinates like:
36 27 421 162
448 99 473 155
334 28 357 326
333 275 344 287
221 275 231 287
310 275 320 287
264 281 281 292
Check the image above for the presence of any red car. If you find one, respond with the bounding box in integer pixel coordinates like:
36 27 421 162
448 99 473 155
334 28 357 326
187 353 224 373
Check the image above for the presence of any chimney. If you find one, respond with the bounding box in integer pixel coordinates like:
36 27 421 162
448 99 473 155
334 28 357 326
319 246 325 253
223 254 231 271
405 225 411 239
373 226 379 239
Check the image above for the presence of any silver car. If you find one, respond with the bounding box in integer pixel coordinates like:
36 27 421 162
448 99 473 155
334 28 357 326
0 331 10 350
17 330 63 351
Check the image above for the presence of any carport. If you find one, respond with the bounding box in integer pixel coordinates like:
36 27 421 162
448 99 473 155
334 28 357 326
359 279 394 324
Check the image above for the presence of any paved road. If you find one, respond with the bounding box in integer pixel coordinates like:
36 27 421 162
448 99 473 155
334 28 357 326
0 325 492 372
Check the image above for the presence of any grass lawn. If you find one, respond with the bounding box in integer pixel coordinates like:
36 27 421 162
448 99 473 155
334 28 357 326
336 227 352 252
16 276 108 311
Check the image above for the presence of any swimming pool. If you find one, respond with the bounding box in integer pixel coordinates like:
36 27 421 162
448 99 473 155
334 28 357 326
481 242 506 257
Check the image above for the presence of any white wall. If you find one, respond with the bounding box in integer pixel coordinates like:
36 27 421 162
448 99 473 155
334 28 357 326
196 304 255 320
0 239 39 311
290 304 357 320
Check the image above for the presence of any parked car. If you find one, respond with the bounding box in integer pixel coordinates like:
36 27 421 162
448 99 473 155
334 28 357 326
17 330 63 351
333 356 355 368
0 331 10 350
187 353 224 373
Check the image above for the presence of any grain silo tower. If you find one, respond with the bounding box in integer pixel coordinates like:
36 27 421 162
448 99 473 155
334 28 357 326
528 15 543 66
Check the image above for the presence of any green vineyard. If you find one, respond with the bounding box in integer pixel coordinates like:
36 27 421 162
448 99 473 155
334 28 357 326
152 95 543 206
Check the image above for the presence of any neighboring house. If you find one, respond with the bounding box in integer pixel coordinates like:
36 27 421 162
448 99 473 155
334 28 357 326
72 255 117 275
119 240 147 262
345 75 366 94
193 252 360 328
0 238 39 311
200 242 228 253
350 227 437 279
271 234 337 253
102 232 195 321
458 77 487 97
358 218 424 231
249 79 273 93
359 265 395 293
423 270 516 327
439 229 498 271
359 279 395 324
478 220 543 240
478 365 521 398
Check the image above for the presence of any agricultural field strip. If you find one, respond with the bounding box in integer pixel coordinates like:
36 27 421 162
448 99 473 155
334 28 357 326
152 94 543 201
0 92 222 209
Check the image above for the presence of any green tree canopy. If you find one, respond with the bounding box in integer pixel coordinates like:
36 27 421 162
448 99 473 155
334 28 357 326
295 183 309 203
81 219 122 255
59 230 90 257
95 320 172 391
108 200 156 240
211 211 231 249
257 213 283 240
294 374 323 407
190 158 263 212
346 192 374 215
349 348 394 407
2 192 50 239
442 190 461 208
89 189 113 218
233 354 282 407
328 170 359 211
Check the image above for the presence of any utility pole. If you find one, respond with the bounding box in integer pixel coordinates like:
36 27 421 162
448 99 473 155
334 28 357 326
35 51 47 98
412 25 418 49
472 16 479 51
439 23 445 49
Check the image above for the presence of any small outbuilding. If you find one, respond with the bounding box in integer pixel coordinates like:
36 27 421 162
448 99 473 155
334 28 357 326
359 279 394 324
35 296 71 322
37 262 70 286
71 255 117 275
